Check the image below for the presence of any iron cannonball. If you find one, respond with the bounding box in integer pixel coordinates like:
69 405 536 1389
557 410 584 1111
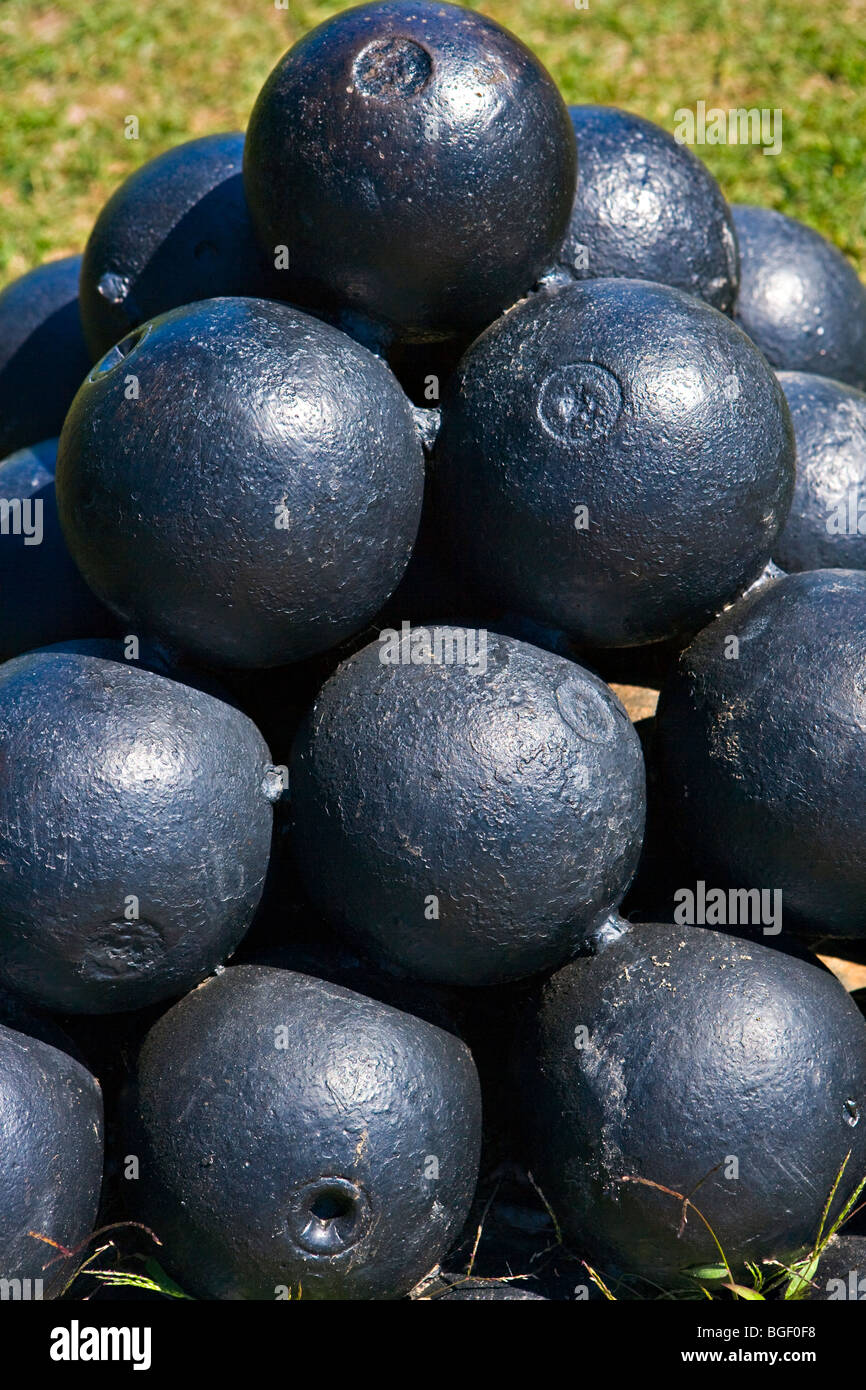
55 296 425 669
431 278 795 648
0 1022 103 1298
79 133 283 359
653 569 866 939
0 643 277 1012
773 371 866 572
123 964 482 1299
515 920 866 1286
243 0 576 347
0 439 115 659
290 626 646 985
733 204 866 388
555 105 738 313
0 257 91 459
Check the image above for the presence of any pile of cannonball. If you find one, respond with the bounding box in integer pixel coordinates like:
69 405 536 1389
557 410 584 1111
1 0 866 1302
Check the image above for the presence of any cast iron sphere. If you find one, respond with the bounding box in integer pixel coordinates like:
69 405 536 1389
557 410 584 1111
0 643 278 1013
653 569 866 939
773 372 866 572
431 278 795 648
514 920 866 1286
123 965 482 1299
733 205 866 388
79 133 283 360
554 106 739 313
55 297 425 668
0 439 115 659
0 1023 103 1298
0 256 91 459
290 627 646 986
243 0 576 346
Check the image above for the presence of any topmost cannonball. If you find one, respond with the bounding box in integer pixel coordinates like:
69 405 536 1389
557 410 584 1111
243 0 577 345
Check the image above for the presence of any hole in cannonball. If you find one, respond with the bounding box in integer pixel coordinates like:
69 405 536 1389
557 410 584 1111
310 1190 355 1222
88 326 147 381
114 328 143 357
289 1177 371 1256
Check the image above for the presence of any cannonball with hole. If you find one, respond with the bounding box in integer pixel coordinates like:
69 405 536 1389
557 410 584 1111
0 642 277 1013
431 278 795 648
514 920 866 1286
653 569 866 939
773 371 866 571
243 0 576 347
0 438 115 660
0 1022 103 1298
290 626 645 986
55 296 425 668
554 105 739 313
0 256 91 459
122 964 482 1299
79 133 282 360
733 205 866 388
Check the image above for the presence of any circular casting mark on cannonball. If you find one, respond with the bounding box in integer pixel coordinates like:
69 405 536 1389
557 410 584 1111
555 677 617 743
83 918 167 982
352 37 433 99
537 362 624 446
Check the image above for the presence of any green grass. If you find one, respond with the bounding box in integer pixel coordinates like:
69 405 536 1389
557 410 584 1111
1 0 865 287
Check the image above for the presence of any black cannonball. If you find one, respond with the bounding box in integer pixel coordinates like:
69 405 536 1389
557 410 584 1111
431 279 795 648
290 627 645 986
0 439 115 659
55 296 425 668
0 256 91 459
555 106 738 313
0 1022 103 1297
773 371 866 571
123 965 482 1299
733 205 866 388
79 133 282 360
0 644 277 1012
653 569 866 938
515 921 866 1285
243 0 576 346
